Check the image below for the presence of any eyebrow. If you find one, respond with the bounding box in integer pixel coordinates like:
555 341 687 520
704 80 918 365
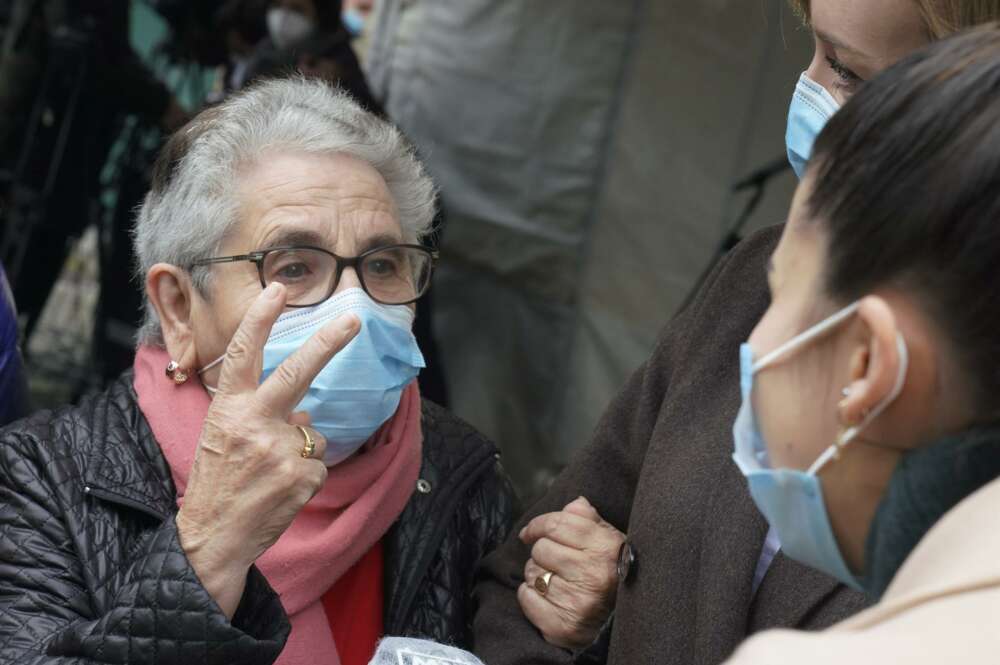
814 28 869 58
260 229 405 254
357 232 405 254
261 229 326 249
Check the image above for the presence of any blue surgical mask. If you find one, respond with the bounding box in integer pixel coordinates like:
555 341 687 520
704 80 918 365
732 303 909 591
342 7 366 37
201 288 425 466
786 72 841 179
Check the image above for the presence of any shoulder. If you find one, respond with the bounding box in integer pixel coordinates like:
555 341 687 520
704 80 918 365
0 375 142 488
692 223 780 317
418 400 518 532
419 399 498 469
728 594 1000 665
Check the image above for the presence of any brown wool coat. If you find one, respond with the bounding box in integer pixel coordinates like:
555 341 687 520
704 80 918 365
472 225 869 665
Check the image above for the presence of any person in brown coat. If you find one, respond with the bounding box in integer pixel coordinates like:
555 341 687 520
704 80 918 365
471 1 1000 664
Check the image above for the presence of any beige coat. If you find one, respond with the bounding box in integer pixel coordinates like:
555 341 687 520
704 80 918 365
726 477 1000 665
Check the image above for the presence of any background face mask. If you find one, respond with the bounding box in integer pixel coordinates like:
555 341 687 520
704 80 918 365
267 8 316 50
342 7 366 36
786 72 841 179
732 303 909 590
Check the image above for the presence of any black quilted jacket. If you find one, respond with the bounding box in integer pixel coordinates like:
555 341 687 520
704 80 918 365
0 373 517 663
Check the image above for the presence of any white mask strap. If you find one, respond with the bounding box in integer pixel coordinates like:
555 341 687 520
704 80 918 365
197 354 224 376
807 332 909 475
754 302 860 372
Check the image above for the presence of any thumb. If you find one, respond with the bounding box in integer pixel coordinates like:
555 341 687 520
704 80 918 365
563 496 601 523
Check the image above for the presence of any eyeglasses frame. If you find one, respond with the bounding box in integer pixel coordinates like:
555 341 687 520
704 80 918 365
189 243 439 307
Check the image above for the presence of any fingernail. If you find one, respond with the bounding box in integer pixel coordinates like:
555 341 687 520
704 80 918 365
264 283 282 299
519 527 526 540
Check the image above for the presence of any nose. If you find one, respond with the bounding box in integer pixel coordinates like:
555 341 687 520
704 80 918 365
334 266 363 294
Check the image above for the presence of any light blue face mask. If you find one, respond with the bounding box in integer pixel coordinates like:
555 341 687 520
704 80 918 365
786 72 841 179
202 288 425 466
732 303 909 591
342 7 366 37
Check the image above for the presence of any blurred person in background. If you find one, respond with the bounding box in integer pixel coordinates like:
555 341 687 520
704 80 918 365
0 0 186 341
0 78 514 664
0 263 27 425
727 24 1000 663
341 0 374 37
471 0 1000 664
209 0 380 113
212 0 271 96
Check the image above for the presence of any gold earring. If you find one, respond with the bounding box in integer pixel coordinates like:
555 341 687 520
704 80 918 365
165 361 189 384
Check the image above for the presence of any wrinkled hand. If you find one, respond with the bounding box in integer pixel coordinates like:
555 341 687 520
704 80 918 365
517 497 625 651
175 283 360 617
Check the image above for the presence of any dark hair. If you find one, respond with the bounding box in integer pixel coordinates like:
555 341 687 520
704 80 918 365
215 0 270 46
809 24 1000 411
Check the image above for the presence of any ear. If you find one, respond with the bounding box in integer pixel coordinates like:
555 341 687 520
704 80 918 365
839 296 903 427
145 263 201 372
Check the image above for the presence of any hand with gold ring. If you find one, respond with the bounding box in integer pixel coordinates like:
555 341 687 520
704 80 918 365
175 284 354 619
516 497 626 651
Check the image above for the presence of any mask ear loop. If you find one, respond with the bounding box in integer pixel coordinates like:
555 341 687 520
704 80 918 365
195 354 225 395
808 333 909 475
754 303 860 372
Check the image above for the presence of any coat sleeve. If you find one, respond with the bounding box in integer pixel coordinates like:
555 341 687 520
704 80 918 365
0 428 290 664
470 230 770 665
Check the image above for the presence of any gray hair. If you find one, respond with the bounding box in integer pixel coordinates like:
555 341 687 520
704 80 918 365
133 77 437 346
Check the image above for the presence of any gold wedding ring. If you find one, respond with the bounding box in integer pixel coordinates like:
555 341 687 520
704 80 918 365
297 426 316 459
534 570 554 596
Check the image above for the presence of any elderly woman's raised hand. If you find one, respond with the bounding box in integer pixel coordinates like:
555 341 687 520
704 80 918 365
175 283 360 618
517 497 625 651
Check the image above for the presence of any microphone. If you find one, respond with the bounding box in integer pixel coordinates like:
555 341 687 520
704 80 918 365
368 638 485 665
731 155 792 191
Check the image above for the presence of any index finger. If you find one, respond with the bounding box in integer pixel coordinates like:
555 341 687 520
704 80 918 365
256 313 361 414
520 511 600 550
216 283 287 395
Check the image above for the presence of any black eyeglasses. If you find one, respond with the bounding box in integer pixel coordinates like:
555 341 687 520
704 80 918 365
190 244 438 307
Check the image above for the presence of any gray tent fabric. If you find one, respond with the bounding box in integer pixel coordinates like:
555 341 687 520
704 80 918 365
367 0 811 499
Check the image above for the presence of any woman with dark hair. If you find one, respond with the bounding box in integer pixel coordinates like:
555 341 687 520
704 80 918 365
727 24 1000 662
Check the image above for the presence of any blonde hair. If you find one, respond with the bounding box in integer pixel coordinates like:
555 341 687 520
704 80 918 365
789 0 1000 39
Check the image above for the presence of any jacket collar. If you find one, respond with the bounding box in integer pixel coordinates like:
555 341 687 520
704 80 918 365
863 425 1000 599
842 476 1000 629
82 373 179 521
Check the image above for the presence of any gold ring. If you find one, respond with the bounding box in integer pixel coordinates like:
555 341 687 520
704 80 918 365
297 426 316 459
534 570 554 596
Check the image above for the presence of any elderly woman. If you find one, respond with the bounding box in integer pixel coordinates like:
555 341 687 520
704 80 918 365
0 78 515 664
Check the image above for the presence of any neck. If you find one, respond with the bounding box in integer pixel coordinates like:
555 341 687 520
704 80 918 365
824 442 901 574
862 425 1000 599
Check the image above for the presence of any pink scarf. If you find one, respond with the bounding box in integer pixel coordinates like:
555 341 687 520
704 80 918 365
133 345 423 665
